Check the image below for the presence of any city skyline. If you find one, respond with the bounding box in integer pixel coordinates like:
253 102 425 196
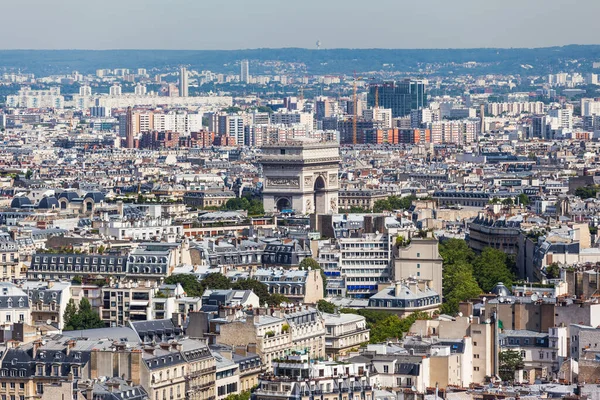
2 0 600 50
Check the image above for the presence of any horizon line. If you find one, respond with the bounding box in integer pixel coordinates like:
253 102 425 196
0 44 599 52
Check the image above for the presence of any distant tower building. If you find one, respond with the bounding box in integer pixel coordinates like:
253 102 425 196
480 103 486 134
79 85 92 96
241 60 250 84
109 84 122 96
134 84 147 96
368 80 427 117
179 67 189 97
125 107 134 149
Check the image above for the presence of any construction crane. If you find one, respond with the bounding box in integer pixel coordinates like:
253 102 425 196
352 73 362 145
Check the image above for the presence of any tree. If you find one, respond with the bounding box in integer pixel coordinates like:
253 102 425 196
63 299 78 330
317 300 336 314
222 196 264 216
473 248 515 293
203 273 233 288
63 298 104 331
517 193 531 206
165 274 206 297
575 185 599 200
71 276 82 285
439 238 475 267
502 198 514 206
299 258 320 270
545 262 560 279
373 195 416 213
78 298 104 329
441 262 482 314
232 278 271 305
499 350 524 382
299 258 326 297
25 169 33 179
225 391 251 400
267 293 289 307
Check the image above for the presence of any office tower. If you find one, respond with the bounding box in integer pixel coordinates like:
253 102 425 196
315 96 336 120
137 68 147 76
480 104 486 134
531 115 546 139
90 106 110 118
79 85 92 96
179 67 189 97
240 60 250 84
548 108 573 130
367 80 427 117
364 107 393 128
134 84 147 96
109 84 122 96
125 107 134 149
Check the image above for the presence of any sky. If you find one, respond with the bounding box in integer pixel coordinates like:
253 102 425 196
1 0 599 50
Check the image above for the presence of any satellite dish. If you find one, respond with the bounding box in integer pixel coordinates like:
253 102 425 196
457 312 463 317
485 318 491 324
411 386 417 392
46 319 52 325
499 296 505 303
531 293 539 302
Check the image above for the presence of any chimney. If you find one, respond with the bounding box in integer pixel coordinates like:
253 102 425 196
66 339 76 355
394 282 403 298
159 342 171 351
171 342 182 352
32 339 43 358
143 346 155 355
86 386 94 400
234 346 247 357
248 343 258 354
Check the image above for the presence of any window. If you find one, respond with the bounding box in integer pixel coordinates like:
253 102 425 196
417 253 420 257
383 365 389 373
36 384 43 395
474 367 480 371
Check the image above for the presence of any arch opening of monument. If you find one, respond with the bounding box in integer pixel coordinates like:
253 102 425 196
314 176 327 214
276 198 291 212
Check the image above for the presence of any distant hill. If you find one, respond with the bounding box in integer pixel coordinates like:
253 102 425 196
1 46 599 76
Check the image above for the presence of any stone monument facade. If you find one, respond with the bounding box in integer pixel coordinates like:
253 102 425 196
260 140 340 214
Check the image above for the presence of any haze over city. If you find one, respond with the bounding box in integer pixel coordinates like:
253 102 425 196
2 0 600 49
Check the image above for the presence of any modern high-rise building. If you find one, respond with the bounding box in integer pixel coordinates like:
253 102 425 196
240 60 250 84
367 80 427 117
179 67 188 97
125 107 134 149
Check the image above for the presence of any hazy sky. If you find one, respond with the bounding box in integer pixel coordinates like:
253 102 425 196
1 0 599 50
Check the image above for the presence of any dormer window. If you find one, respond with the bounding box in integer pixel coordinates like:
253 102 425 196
2 288 7 296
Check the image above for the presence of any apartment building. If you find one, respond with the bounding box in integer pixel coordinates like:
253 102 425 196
393 238 443 296
252 351 373 400
322 312 370 358
338 234 391 298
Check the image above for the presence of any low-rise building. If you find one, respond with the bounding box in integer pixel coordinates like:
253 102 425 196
322 313 370 359
252 351 373 400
